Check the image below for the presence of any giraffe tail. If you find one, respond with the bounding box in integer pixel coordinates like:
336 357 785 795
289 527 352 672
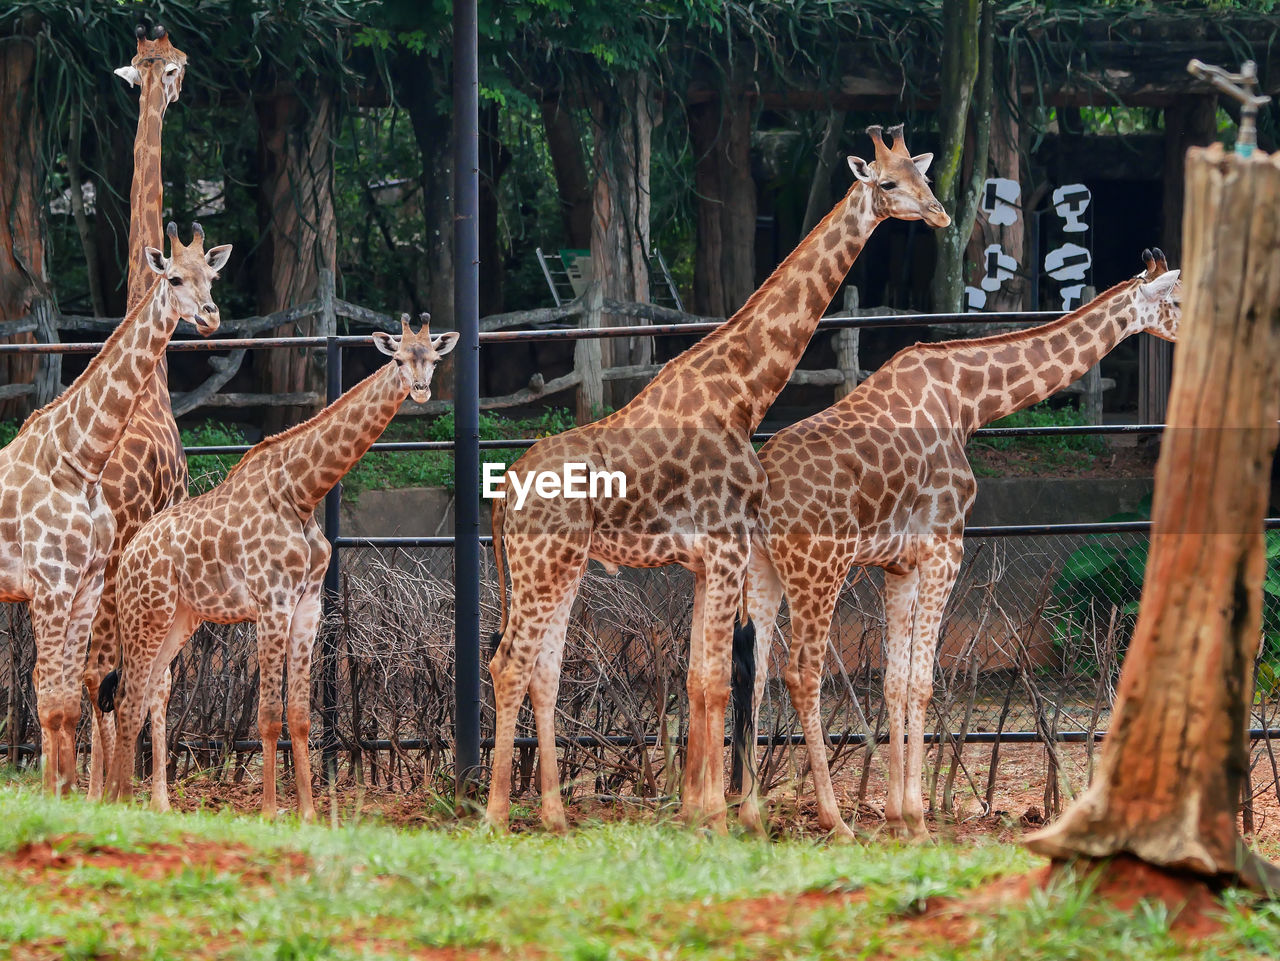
728 616 757 797
98 669 122 713
488 496 509 658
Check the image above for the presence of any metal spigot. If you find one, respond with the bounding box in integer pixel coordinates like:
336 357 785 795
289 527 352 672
1187 59 1271 157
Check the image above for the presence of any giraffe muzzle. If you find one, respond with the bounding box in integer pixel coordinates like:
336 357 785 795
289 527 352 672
194 304 220 335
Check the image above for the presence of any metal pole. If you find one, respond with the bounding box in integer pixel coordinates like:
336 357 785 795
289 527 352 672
320 336 343 784
452 0 483 806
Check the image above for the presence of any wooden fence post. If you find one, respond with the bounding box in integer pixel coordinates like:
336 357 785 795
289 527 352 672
31 299 60 407
1025 143 1280 891
833 285 861 401
575 282 605 423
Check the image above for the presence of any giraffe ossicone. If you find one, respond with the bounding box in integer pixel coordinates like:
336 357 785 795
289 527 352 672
737 248 1181 839
486 124 949 834
103 320 455 820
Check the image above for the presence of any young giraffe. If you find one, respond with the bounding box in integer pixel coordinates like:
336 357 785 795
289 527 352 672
487 125 950 832
737 250 1182 838
103 319 457 820
0 224 230 794
85 25 203 803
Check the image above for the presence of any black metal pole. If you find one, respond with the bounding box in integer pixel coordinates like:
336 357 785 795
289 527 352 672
452 0 483 807
321 336 343 784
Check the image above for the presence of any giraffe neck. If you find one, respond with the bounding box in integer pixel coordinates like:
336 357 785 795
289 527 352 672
125 74 170 313
53 279 178 477
637 184 879 432
251 363 408 517
948 280 1138 431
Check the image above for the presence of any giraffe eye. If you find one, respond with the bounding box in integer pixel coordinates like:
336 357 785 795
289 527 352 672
170 277 184 286
880 180 898 191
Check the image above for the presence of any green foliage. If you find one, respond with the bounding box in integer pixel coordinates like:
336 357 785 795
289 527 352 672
1052 498 1280 676
0 420 19 448
967 401 1104 476
342 407 576 497
181 420 248 494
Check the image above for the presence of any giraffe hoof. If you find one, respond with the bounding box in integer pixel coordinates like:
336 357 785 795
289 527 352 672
478 816 509 836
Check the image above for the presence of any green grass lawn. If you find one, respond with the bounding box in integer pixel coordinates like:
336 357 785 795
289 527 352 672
0 771 1277 960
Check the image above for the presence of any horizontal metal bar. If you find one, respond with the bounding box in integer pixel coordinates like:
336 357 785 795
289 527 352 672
0 311 1065 355
182 423 1179 459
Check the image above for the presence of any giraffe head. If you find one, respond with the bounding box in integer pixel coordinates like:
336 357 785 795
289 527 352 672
847 124 950 229
372 313 460 403
144 222 231 335
1125 247 1182 342
114 24 187 104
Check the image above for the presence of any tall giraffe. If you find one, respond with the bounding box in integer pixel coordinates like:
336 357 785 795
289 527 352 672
103 319 457 820
487 125 950 832
84 25 202 801
0 225 230 794
737 250 1182 838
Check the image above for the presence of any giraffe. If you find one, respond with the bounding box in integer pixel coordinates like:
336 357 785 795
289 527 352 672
736 249 1182 839
84 24 202 803
102 319 457 820
0 224 230 795
486 125 950 832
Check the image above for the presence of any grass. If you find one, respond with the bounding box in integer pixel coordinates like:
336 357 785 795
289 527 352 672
1 773 1278 960
967 400 1107 478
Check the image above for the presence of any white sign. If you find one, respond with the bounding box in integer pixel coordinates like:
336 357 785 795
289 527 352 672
1045 243 1092 282
1060 284 1086 311
980 177 1021 226
965 286 988 312
1052 184 1091 233
980 243 1018 292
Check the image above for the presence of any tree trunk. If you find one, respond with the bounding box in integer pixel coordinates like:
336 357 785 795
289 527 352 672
89 112 133 319
588 70 656 411
479 101 511 318
540 92 593 250
689 85 757 318
1025 143 1280 893
402 52 455 401
802 110 847 236
1140 97 1218 425
930 0 993 313
0 26 45 420
253 82 337 432
979 47 1026 313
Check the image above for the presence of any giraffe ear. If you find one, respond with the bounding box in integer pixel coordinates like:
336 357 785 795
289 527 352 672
205 245 232 272
432 332 460 357
1139 269 1180 301
911 152 934 175
372 331 400 356
847 156 875 183
114 65 141 87
144 246 167 274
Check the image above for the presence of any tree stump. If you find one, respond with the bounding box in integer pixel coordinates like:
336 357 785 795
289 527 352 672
1025 142 1280 892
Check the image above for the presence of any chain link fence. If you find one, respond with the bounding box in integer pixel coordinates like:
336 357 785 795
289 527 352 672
5 530 1279 821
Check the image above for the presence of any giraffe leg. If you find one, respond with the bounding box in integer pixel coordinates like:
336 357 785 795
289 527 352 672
255 608 292 820
32 573 99 795
681 572 709 824
526 595 577 833
736 545 783 835
285 586 323 823
686 550 747 832
148 665 174 812
901 541 963 840
882 567 920 834
783 572 853 838
487 565 582 832
85 578 120 802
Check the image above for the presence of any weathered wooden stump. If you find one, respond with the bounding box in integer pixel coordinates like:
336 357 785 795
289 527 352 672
1025 142 1280 892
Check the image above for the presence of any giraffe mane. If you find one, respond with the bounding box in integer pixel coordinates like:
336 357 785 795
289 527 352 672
910 278 1137 354
14 276 166 437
